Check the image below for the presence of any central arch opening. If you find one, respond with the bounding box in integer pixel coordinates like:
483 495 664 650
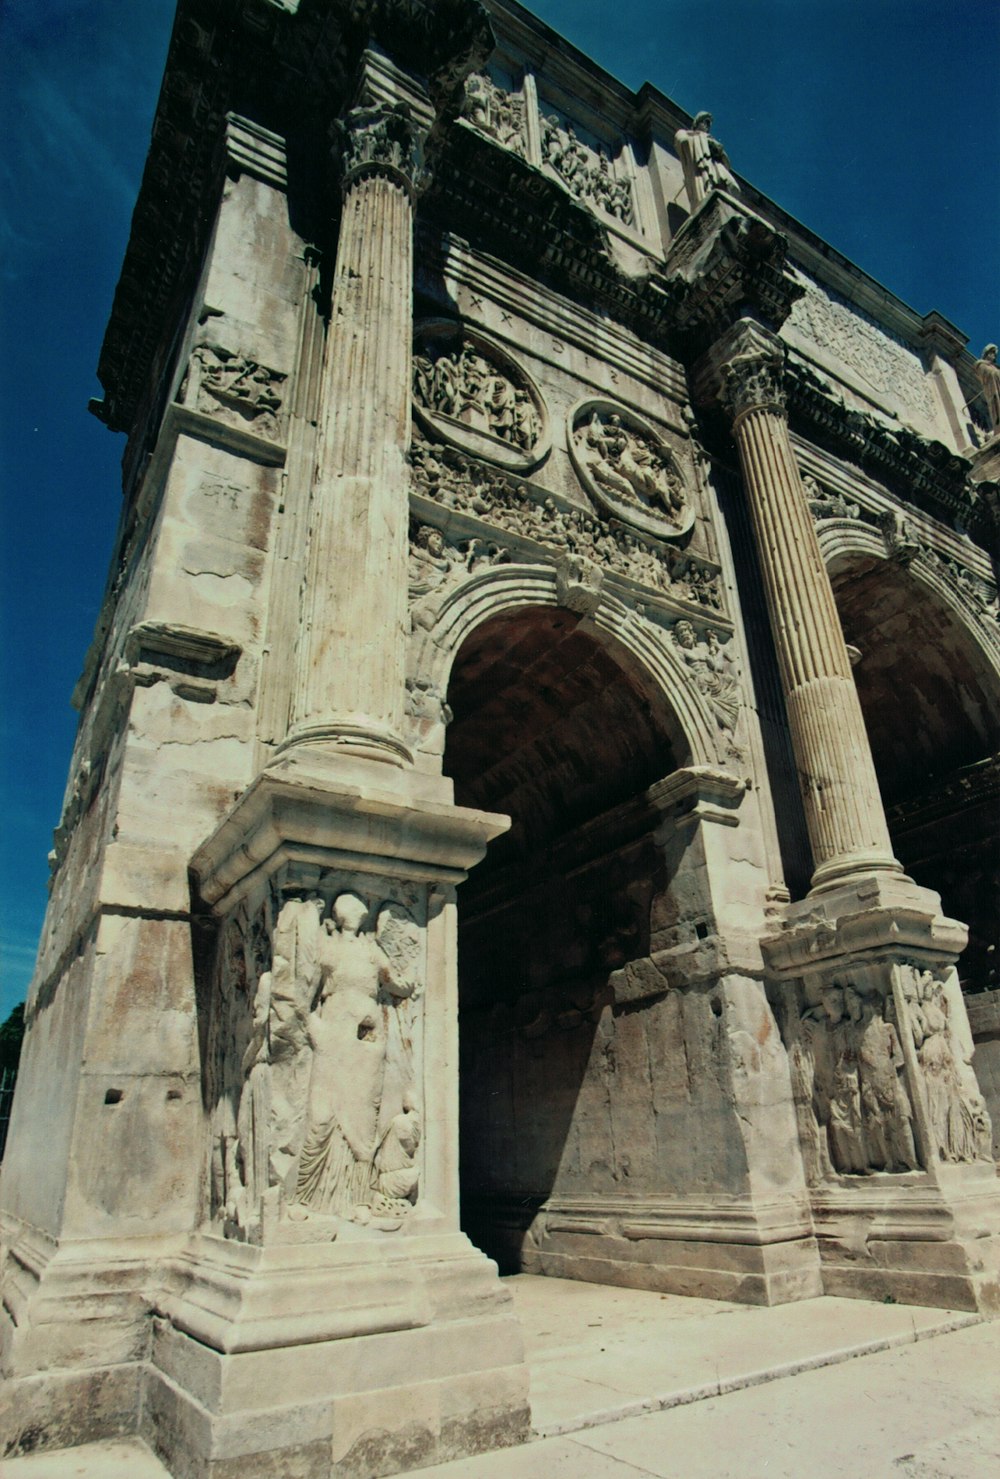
444 605 682 1271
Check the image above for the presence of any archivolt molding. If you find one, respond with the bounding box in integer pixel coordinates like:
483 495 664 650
405 557 735 771
816 521 1000 677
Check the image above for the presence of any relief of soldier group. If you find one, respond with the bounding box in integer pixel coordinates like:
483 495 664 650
788 968 991 1180
208 888 424 1241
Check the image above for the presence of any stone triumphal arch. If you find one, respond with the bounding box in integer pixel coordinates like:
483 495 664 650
2 2 999 1475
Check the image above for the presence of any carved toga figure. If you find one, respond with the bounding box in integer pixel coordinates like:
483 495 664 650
674 111 741 210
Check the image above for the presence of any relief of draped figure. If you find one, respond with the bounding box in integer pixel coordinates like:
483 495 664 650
218 890 423 1239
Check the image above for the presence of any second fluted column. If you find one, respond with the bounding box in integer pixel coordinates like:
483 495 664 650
700 319 902 891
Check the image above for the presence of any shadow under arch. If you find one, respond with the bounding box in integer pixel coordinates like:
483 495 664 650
438 591 694 1271
819 522 1000 994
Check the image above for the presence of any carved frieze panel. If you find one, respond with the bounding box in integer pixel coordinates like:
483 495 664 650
183 341 287 442
568 401 695 540
539 112 634 225
787 982 919 1179
205 879 425 1243
409 435 724 612
412 320 549 472
782 964 993 1183
461 72 526 155
902 966 993 1165
787 274 937 425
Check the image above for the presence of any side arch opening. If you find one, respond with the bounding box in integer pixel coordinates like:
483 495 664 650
830 553 1000 996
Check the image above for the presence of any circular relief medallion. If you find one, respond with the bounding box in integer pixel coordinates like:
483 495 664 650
568 400 694 539
412 319 550 473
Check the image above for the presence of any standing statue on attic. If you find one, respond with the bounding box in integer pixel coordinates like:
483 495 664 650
674 111 741 210
974 344 1000 435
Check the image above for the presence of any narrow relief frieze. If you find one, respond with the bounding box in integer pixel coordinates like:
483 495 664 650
408 433 725 615
412 320 549 470
207 882 425 1244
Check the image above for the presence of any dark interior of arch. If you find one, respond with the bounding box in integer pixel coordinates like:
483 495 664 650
445 606 679 1268
832 557 1000 991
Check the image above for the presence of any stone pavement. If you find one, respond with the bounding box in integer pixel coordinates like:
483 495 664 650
3 1276 997 1478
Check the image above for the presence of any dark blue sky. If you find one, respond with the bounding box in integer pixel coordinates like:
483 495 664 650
1 0 998 1019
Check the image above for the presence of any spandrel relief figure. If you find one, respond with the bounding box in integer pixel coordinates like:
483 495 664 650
408 522 509 632
293 893 420 1224
674 111 741 210
802 473 860 523
462 72 525 154
408 524 461 631
909 970 992 1163
973 344 1000 433
671 621 740 732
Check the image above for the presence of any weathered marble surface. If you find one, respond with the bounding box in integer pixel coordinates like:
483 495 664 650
3 2 999 1476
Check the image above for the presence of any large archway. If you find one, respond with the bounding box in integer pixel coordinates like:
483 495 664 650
829 550 1000 995
444 605 683 1270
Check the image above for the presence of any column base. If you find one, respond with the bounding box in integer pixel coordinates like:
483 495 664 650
141 1231 529 1479
811 1163 1000 1313
808 852 906 894
467 1193 823 1307
275 721 414 770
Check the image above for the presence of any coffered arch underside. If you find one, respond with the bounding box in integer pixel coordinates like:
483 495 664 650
816 520 1000 801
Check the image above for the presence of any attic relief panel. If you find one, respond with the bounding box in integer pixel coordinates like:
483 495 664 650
569 401 695 539
786 275 936 424
540 113 634 225
207 884 424 1243
413 320 549 472
461 72 526 155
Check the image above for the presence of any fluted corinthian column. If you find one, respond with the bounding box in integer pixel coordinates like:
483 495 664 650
282 100 428 768
708 320 901 891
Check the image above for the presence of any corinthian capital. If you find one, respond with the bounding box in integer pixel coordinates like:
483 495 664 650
338 101 430 197
692 318 787 425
